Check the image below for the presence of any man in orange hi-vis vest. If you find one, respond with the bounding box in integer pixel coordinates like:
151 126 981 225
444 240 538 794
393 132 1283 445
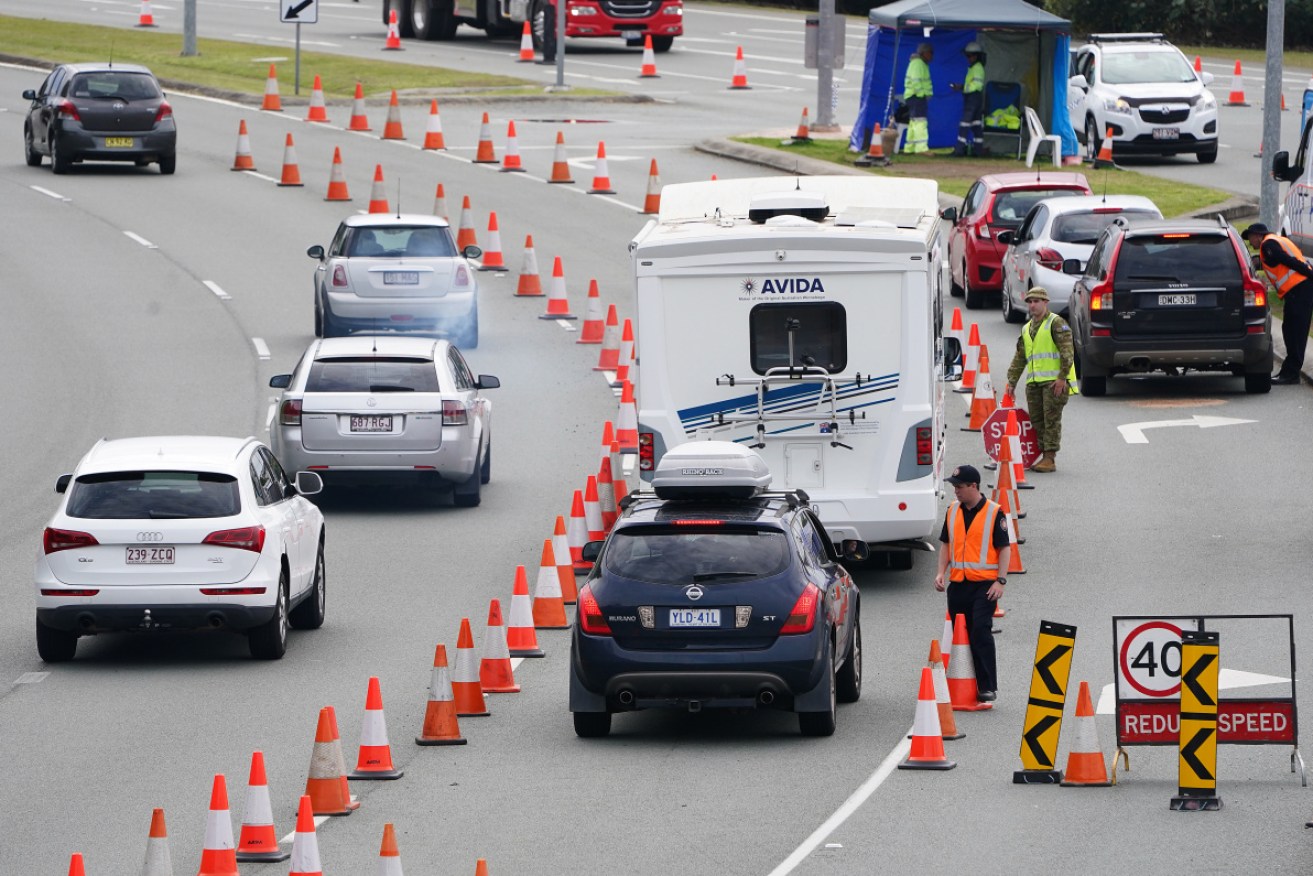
1244 223 1312 385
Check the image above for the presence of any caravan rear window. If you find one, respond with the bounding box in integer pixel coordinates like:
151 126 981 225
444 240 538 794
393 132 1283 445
749 302 847 374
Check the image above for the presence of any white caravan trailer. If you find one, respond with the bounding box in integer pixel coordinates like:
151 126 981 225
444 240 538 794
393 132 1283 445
629 175 958 567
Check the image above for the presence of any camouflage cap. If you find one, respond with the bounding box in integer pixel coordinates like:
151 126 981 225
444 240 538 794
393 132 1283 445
1024 287 1050 302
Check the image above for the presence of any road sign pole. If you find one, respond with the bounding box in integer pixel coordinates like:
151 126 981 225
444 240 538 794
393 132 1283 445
182 0 197 57
1171 629 1221 811
295 22 302 95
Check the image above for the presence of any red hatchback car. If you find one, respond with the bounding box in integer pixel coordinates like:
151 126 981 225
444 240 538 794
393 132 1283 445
943 172 1092 309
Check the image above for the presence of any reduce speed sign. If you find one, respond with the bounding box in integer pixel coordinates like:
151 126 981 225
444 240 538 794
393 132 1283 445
1116 619 1202 698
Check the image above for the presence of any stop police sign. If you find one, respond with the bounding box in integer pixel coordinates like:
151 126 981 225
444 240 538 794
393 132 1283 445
981 407 1040 468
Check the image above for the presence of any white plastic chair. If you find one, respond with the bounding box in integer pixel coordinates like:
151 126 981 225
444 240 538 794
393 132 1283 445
1024 106 1063 168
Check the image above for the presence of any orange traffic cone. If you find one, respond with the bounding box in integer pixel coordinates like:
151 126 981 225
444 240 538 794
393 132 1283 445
501 120 525 171
507 565 546 657
595 305 621 370
855 122 889 166
324 705 357 813
474 112 497 163
136 0 157 27
350 676 403 779
577 279 606 342
792 107 813 143
306 74 329 122
478 212 506 271
141 808 174 875
1227 59 1248 105
1004 405 1033 491
941 610 954 669
729 45 751 89
518 21 535 61
588 141 616 194
1060 681 1113 786
532 538 571 629
368 164 390 214
348 82 371 131
456 196 477 250
324 146 351 201
639 34 660 77
993 415 1024 524
453 617 490 716
548 131 575 183
277 133 303 187
642 158 662 214
422 99 446 149
236 751 290 862
287 796 323 876
67 854 87 876
416 643 467 744
516 234 544 296
433 181 449 221
480 598 521 693
1194 55 1203 74
377 824 404 876
381 89 405 139
383 8 403 50
947 614 992 711
568 489 590 570
613 318 635 386
262 64 282 111
304 707 357 816
551 515 578 603
615 381 638 453
956 322 980 393
1004 510 1026 575
948 306 964 349
540 256 577 319
231 119 255 171
197 774 239 876
897 667 957 770
928 640 964 739
475 860 491 876
964 345 996 431
1093 127 1115 169
597 455 618 532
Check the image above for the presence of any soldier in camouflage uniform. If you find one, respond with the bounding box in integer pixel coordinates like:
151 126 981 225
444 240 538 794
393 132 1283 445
1003 288 1078 473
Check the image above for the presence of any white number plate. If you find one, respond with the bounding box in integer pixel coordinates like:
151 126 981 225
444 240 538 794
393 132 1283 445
620 30 641 39
1158 293 1196 305
669 608 720 628
383 272 419 285
126 546 174 564
1152 128 1180 140
350 415 393 432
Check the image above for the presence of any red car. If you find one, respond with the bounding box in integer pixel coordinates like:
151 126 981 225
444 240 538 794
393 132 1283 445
943 172 1092 309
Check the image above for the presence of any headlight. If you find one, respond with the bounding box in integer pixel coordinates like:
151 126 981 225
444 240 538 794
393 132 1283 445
569 5 598 15
1199 91 1217 110
1103 97 1132 115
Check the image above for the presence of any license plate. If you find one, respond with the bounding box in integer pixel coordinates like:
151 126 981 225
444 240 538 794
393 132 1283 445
126 546 174 564
383 272 419 285
1152 128 1179 140
620 30 641 39
669 608 720 628
350 415 393 432
1158 293 1196 305
104 137 135 148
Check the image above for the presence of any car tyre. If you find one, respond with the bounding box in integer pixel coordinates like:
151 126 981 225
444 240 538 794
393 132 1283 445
24 127 42 167
322 306 345 338
314 301 324 338
36 618 77 662
1197 145 1218 165
950 261 964 297
452 465 482 507
836 619 862 704
573 711 612 738
1002 286 1025 323
651 36 674 52
289 542 326 629
1079 371 1107 397
1084 117 1102 163
480 441 491 484
798 645 837 737
963 272 985 309
50 135 71 175
158 152 176 175
248 573 289 659
1245 371 1272 394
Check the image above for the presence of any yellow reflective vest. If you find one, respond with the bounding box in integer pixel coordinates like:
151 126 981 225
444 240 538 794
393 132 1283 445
905 56 933 99
965 61 984 94
1022 313 1079 393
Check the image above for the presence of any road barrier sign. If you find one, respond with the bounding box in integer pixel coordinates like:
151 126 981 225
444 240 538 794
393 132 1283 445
982 407 1039 468
1015 620 1076 784
1172 630 1221 811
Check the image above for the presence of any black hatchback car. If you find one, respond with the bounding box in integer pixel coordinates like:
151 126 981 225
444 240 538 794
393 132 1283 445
1066 216 1272 395
23 63 177 175
569 442 863 738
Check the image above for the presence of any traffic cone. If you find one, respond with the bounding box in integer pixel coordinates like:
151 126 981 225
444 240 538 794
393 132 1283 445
368 164 390 214
348 81 371 131
304 706 357 816
1004 511 1026 574
928 640 964 740
377 824 404 876
518 20 535 61
582 473 606 541
1282 92 1289 112
855 122 889 166
1193 55 1202 74
433 182 449 221
729 45 751 89
568 489 590 571
262 64 282 111
1093 127 1115 168
382 90 405 139
947 613 992 711
306 74 329 122
552 515 578 603
422 99 446 150
452 617 490 716
948 306 964 351
516 235 544 296
475 860 490 876
277 133 303 187
615 381 638 453
532 538 571 629
577 279 606 342
595 306 621 370
324 147 351 201
501 120 525 172
639 35 660 77
67 854 87 876
478 212 506 271
141 807 174 875
791 107 813 143
588 141 616 194
597 455 618 532
963 345 996 431
1060 681 1113 786
350 676 404 779
197 774 239 876
231 119 255 171
548 131 575 183
613 466 631 515
136 0 157 27
480 598 521 693
540 256 577 319
287 796 323 876
940 609 954 670
1227 59 1248 105
1003 404 1033 491
956 322 979 393
474 112 497 163
897 666 957 770
416 643 467 745
613 318 635 386
457 196 477 250
324 705 358 812
642 159 662 214
507 565 545 657
992 437 1022 543
235 751 290 862
384 8 403 50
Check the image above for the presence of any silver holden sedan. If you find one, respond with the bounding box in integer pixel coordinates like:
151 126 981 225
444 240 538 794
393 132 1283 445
268 336 498 507
998 195 1162 323
307 214 482 348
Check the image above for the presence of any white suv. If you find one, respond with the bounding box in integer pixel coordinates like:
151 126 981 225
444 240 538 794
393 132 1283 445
1067 33 1218 164
34 436 326 661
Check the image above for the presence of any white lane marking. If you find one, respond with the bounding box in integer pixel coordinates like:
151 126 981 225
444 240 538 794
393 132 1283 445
252 337 271 360
203 281 232 300
14 672 49 685
124 231 158 249
557 319 578 331
30 185 71 202
279 796 359 842
247 171 281 183
231 32 343 48
767 729 913 875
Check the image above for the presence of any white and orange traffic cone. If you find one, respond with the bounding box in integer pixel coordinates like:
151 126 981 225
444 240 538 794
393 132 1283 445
956 322 980 393
382 89 405 139
599 420 617 468
474 112 497 163
287 796 323 876
940 609 954 670
453 617 490 717
729 45 751 89
597 455 618 533
947 613 992 711
433 181 449 221
416 643 467 745
583 474 605 541
507 565 545 657
577 279 606 342
588 141 616 194
141 808 174 875
368 164 390 214
855 122 888 166
377 824 404 876
348 81 371 131
501 120 525 172
456 195 478 251
231 119 255 171
136 0 158 27
197 774 239 876
615 380 638 453
642 159 662 214
383 8 403 50
613 318 635 386
277 133 303 187
897 666 957 770
236 751 290 862
964 345 996 431
548 130 574 183
261 64 282 111
1060 681 1113 786
1093 127 1115 169
350 676 404 779
1001 402 1033 491
948 305 964 352
1004 510 1026 575
540 256 577 320
306 74 329 122
532 538 570 629
324 146 351 201
1227 59 1248 106
595 305 621 370
551 515 578 603
568 489 590 571
928 640 964 740
639 34 660 77
518 21 535 62
792 107 813 143
324 705 358 813
304 706 357 816
516 234 543 296
422 99 446 149
478 212 506 271
480 598 521 693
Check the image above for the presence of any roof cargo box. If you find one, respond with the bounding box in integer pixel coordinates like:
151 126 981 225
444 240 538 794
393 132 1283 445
651 441 772 500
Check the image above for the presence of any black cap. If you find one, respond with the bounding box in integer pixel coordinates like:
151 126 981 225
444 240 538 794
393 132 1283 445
945 464 981 486
1242 223 1270 238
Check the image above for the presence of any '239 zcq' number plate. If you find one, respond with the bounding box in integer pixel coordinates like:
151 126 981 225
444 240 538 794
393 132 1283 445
126 547 175 564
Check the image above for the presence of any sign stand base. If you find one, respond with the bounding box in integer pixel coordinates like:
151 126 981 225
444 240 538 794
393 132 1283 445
1012 769 1062 784
1170 794 1222 811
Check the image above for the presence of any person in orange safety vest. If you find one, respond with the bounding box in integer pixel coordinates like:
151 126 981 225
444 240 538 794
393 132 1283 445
1243 223 1312 385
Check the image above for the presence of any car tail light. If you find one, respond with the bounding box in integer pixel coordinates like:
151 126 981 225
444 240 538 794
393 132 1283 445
202 526 266 553
779 583 820 635
1244 277 1267 307
1035 248 1064 271
672 519 723 526
1091 327 1112 337
915 426 933 465
57 99 81 121
1088 280 1113 311
974 220 991 240
200 587 267 595
577 585 612 635
442 400 468 425
455 266 470 286
638 432 655 471
41 589 100 597
1091 207 1123 214
43 528 99 554
153 100 172 123
279 399 302 426
331 265 349 287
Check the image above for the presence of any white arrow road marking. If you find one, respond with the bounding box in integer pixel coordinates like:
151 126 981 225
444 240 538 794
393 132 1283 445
252 338 271 360
123 231 157 249
1118 414 1256 445
1097 668 1291 714
203 281 231 300
30 185 70 202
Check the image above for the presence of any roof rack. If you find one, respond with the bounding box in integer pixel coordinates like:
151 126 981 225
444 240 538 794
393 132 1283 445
1087 33 1166 44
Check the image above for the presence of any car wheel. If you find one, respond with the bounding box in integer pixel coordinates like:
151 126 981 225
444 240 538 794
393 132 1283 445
480 441 491 484
836 618 862 704
36 617 77 662
651 36 674 53
24 126 42 167
1085 117 1102 162
950 261 964 297
1245 371 1272 394
963 272 984 309
1197 146 1218 165
1002 286 1025 323
573 711 612 738
1079 371 1107 397
452 466 482 507
50 135 71 175
798 645 837 737
384 0 415 36
289 541 326 629
248 572 289 659
158 152 176 175
314 301 324 338
322 306 345 338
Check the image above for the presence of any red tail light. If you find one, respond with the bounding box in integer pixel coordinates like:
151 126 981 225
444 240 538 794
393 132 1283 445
974 221 991 240
1035 248 1064 272
153 100 172 123
332 265 349 287
779 583 820 635
455 266 470 286
200 587 267 596
279 399 302 426
915 426 933 465
577 585 612 635
638 431 655 471
41 589 100 597
202 526 266 553
43 528 99 554
1088 280 1113 311
442 400 468 425
57 99 81 121
672 519 723 526
1091 327 1112 337
1244 277 1267 307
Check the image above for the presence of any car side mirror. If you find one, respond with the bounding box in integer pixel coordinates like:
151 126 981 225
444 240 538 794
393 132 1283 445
22 89 36 101
941 336 963 381
307 245 325 260
55 473 72 494
476 374 500 390
1201 71 1214 86
581 540 604 563
1068 74 1088 90
840 539 870 562
463 245 483 260
939 207 958 222
996 230 1015 245
1273 151 1298 182
1062 258 1084 275
269 374 292 389
294 471 324 496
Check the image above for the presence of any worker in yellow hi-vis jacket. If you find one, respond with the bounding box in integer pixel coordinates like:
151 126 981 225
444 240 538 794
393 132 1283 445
902 43 934 154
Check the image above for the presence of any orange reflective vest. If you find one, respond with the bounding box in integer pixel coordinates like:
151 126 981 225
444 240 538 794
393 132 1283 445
1261 234 1309 299
946 499 1001 583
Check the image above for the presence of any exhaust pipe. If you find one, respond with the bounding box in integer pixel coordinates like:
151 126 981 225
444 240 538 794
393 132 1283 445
77 614 95 631
618 689 635 706
1128 356 1151 372
207 612 225 629
758 690 776 707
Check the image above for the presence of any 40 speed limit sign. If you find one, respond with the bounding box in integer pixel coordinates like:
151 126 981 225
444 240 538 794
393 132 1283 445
1116 618 1202 699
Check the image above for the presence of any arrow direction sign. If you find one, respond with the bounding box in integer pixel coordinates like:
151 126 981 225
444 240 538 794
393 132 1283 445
281 0 317 23
1118 414 1255 445
1014 621 1076 784
1022 715 1060 768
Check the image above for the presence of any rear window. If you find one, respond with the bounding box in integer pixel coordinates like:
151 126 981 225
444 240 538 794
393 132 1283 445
345 226 456 258
750 302 847 374
68 72 161 100
604 528 790 585
1114 235 1242 286
991 189 1086 224
1051 209 1159 244
307 357 440 393
66 471 240 519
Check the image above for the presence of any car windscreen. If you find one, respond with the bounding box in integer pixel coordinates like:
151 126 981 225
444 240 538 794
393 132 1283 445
307 357 441 393
603 527 790 585
66 471 240 519
1113 235 1242 286
991 190 1086 225
68 72 161 100
345 226 457 258
1102 51 1197 85
1051 210 1159 245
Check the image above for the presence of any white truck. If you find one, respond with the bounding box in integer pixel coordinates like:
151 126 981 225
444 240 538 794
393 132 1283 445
1273 117 1313 251
628 176 960 568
